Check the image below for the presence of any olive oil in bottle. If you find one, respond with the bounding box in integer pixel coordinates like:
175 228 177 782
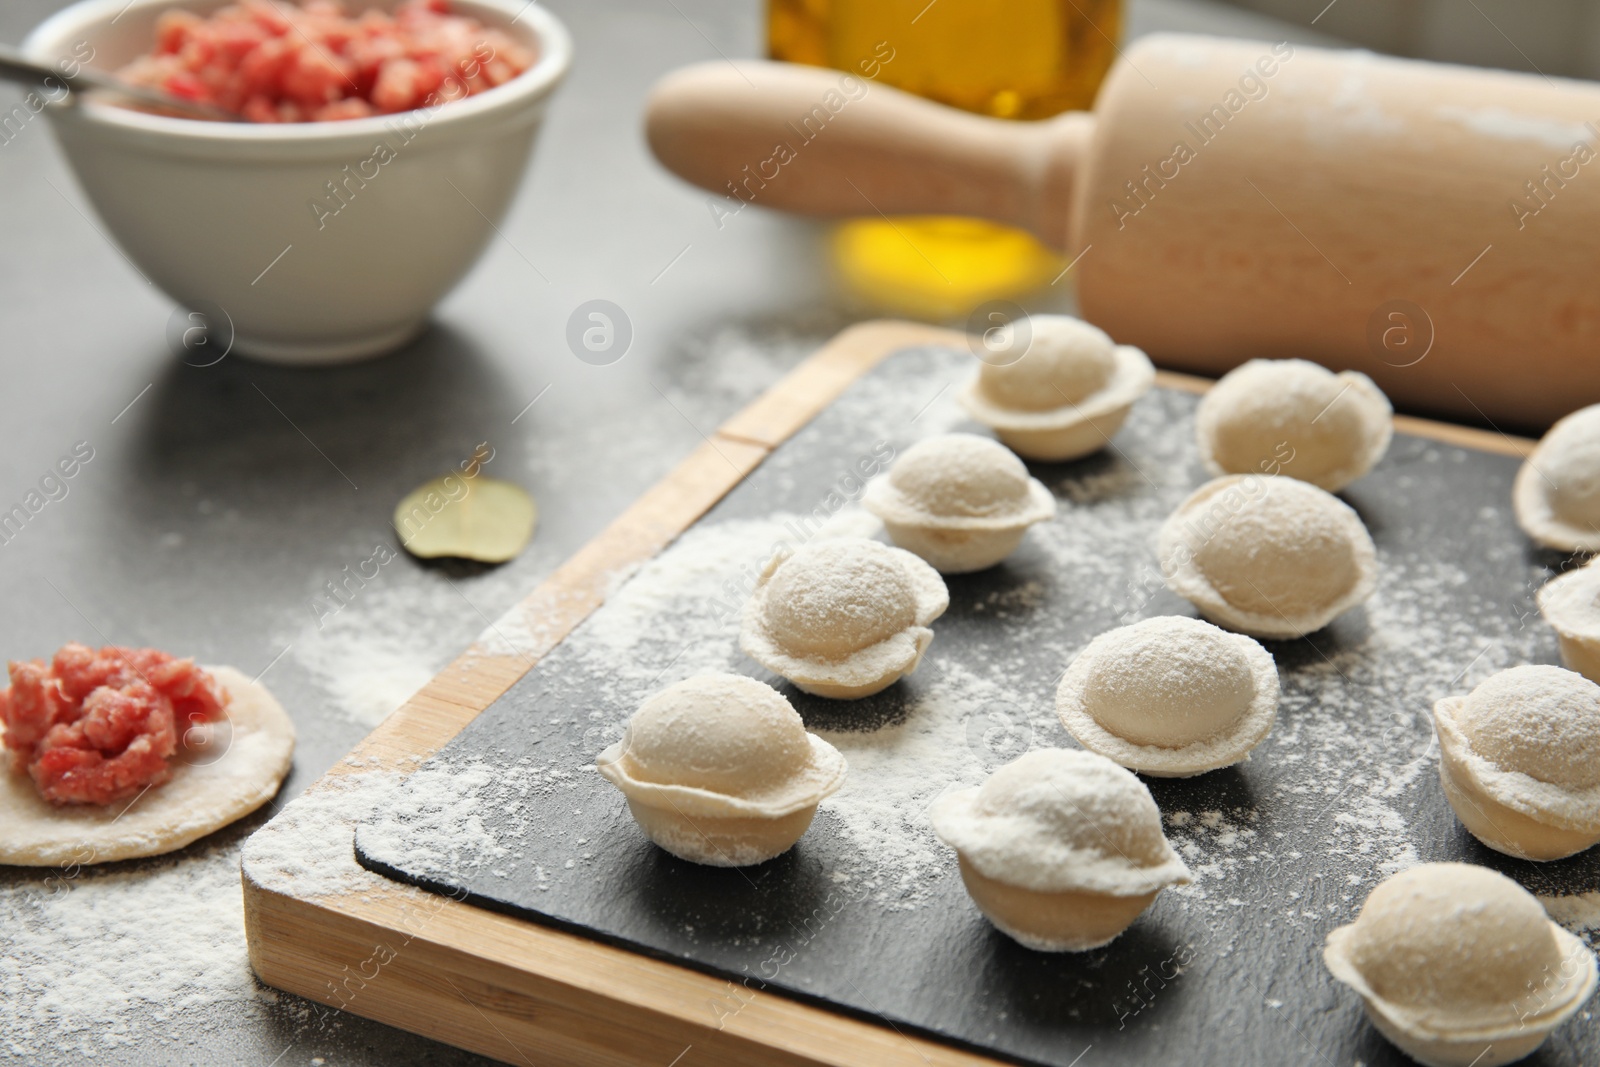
768 0 1121 317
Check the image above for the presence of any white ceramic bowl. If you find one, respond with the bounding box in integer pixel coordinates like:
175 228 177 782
24 0 571 364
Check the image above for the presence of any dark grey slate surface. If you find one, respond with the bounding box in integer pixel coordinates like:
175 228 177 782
358 346 1600 1067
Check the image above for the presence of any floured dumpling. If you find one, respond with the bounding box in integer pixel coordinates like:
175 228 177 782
863 433 1055 573
1196 359 1392 491
958 315 1155 462
1432 664 1600 861
1537 556 1600 682
929 748 1191 951
595 674 847 866
1515 404 1600 551
740 538 948 699
1158 475 1377 639
1056 616 1278 777
1324 863 1597 1067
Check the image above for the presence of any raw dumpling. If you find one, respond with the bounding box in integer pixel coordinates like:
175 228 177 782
1323 862 1596 1067
929 748 1191 951
1158 475 1377 639
1196 359 1391 491
1432 664 1600 860
1056 616 1278 777
740 538 948 699
1515 403 1600 551
957 315 1155 462
863 433 1055 573
1537 556 1600 681
595 674 847 866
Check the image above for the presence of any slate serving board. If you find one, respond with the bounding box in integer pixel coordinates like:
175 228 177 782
355 345 1600 1067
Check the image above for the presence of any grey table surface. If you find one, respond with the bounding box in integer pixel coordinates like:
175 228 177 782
0 1 1341 1065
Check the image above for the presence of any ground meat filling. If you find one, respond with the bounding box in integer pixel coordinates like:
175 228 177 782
116 0 536 124
0 644 229 806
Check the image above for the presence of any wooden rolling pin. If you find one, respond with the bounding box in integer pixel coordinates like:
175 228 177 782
646 34 1600 430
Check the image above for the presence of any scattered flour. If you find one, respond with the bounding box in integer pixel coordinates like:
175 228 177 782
13 348 1581 1062
361 515 1064 911
0 842 270 1057
1435 105 1594 149
0 760 481 1057
350 756 584 892
813 661 1019 908
284 582 456 727
469 597 548 661
0 762 513 1060
242 764 412 903
659 317 849 426
363 370 1572 943
352 761 533 882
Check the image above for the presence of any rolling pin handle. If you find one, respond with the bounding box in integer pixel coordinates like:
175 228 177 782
644 60 1088 248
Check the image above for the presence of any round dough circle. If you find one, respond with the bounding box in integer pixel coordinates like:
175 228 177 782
978 316 1117 410
1196 359 1391 491
0 666 296 866
621 674 813 795
1459 665 1600 791
764 541 918 658
887 434 1034 518
1343 863 1560 1016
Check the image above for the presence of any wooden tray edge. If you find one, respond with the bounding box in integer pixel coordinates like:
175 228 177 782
242 320 1533 1067
243 319 997 1067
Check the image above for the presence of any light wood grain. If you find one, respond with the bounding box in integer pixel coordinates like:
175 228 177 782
645 42 1600 427
243 320 1530 1067
247 879 998 1067
645 62 1087 248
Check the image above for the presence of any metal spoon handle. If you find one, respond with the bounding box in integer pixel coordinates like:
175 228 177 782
0 43 242 122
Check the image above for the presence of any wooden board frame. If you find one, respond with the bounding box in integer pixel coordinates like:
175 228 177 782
242 320 1532 1067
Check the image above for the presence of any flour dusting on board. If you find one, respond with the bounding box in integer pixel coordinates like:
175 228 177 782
354 512 1023 909
470 598 548 660
242 764 415 901
359 369 1566 941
